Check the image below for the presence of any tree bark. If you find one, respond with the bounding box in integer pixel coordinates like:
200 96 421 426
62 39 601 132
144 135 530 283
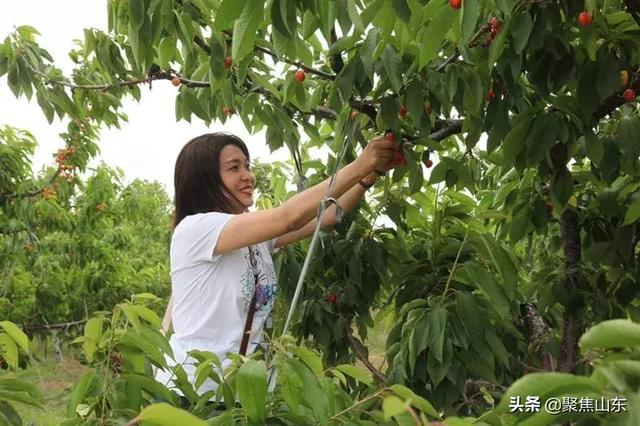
522 303 553 371
558 208 582 373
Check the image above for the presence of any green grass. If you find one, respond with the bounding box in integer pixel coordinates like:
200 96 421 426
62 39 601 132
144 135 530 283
5 352 87 425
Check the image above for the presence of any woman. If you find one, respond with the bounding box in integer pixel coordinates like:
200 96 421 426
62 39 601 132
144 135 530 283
154 131 397 398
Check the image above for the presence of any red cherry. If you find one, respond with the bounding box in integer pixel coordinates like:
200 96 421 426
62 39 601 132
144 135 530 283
578 11 592 27
224 56 232 69
295 69 306 82
328 294 338 303
391 150 406 166
623 88 636 102
490 27 498 39
399 106 408 118
425 159 433 168
486 88 496 101
385 132 395 142
490 17 501 30
171 77 181 87
449 0 462 10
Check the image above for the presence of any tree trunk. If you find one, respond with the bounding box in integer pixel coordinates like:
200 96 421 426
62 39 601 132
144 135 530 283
558 209 582 373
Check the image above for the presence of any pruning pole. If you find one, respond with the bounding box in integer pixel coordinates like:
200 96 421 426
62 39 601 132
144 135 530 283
280 116 359 338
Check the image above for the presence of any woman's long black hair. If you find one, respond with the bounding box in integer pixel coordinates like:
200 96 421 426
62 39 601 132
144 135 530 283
172 132 250 229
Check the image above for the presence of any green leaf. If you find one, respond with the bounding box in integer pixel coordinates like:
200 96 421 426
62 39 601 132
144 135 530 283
119 329 167 369
551 168 573 208
596 51 620 100
129 0 145 29
288 346 324 377
0 379 44 408
580 24 599 61
392 0 411 23
66 371 96 417
580 319 640 350
405 79 424 126
429 160 448 184
501 115 531 166
131 305 161 328
461 0 479 44
427 306 447 362
124 373 176 404
135 403 207 425
408 165 423 194
618 115 640 158
445 169 458 188
525 113 559 166
420 4 456 68
214 0 246 30
0 400 21 426
271 0 295 38
335 57 357 100
379 96 399 131
382 395 407 420
389 384 439 418
0 322 29 354
333 364 373 385
600 140 621 184
236 360 267 424
462 67 483 118
509 203 531 243
301 9 319 40
232 0 266 62
623 197 640 226
276 358 303 413
348 0 365 32
584 133 603 165
120 303 142 334
488 17 510 65
0 335 18 370
459 262 511 321
381 45 403 93
469 235 518 300
208 35 226 82
511 10 533 54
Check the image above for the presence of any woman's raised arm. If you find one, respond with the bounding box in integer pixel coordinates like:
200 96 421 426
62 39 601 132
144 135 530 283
213 136 395 255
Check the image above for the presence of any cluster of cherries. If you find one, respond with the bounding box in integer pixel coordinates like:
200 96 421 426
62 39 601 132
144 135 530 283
41 186 56 200
55 146 77 183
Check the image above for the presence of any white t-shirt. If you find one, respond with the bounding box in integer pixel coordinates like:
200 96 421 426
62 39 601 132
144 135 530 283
154 212 279 395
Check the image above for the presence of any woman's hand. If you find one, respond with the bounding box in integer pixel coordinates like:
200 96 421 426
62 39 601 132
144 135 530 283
355 135 396 174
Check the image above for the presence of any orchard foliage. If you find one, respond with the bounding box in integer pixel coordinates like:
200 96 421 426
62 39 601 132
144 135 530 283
2 0 640 424
0 125 173 327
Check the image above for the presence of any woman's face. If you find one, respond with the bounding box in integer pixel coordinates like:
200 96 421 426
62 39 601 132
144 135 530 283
219 144 255 214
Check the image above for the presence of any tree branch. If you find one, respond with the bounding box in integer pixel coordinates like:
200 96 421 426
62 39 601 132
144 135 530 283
23 318 87 332
195 34 335 80
428 119 464 141
344 322 387 384
592 70 640 122
0 167 64 200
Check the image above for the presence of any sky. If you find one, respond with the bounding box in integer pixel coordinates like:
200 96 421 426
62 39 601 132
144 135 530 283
0 0 289 200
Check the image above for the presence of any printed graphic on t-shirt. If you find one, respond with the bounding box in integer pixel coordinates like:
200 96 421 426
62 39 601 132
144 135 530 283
241 246 278 319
